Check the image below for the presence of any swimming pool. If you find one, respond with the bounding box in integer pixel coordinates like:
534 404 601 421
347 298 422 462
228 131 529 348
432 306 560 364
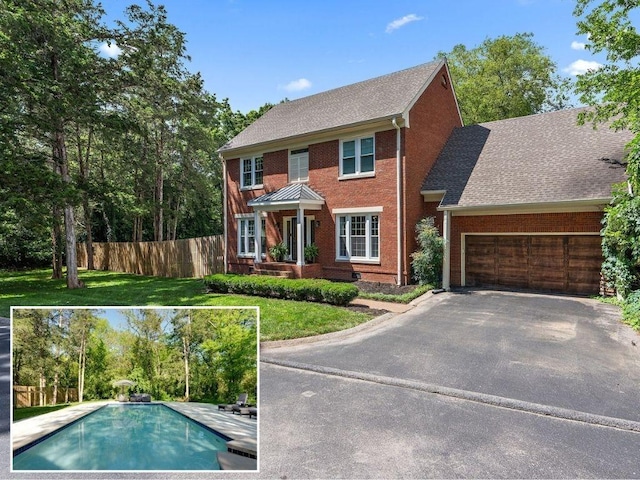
13 404 230 471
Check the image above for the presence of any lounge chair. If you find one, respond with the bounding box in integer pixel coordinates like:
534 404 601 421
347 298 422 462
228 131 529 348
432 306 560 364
232 404 251 415
130 393 151 402
218 393 248 411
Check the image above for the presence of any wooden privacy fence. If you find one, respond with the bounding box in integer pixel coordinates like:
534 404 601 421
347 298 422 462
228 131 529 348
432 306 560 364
77 235 225 278
14 385 78 408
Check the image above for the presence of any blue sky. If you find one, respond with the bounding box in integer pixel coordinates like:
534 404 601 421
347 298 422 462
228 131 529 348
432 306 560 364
100 0 605 113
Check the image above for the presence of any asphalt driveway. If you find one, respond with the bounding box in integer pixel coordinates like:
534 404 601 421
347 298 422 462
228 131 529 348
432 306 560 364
1 292 639 478
256 290 640 478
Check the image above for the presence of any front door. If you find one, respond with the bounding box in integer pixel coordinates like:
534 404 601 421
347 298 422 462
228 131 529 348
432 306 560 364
284 216 315 262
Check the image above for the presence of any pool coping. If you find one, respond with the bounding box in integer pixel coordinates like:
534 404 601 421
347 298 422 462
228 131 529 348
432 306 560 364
12 401 257 455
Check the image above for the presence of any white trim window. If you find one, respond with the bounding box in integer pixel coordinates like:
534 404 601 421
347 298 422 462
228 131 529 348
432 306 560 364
289 148 309 183
336 213 380 262
340 135 375 178
241 156 263 189
237 217 266 258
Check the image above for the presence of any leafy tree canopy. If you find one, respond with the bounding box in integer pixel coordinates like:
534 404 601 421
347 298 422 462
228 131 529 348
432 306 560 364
437 32 573 125
573 0 640 295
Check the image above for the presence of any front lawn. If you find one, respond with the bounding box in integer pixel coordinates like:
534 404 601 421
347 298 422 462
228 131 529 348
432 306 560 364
0 269 374 340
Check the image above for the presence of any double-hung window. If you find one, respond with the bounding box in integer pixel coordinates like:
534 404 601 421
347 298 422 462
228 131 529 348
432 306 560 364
340 136 375 178
237 217 266 258
289 148 309 183
241 156 263 189
336 212 380 262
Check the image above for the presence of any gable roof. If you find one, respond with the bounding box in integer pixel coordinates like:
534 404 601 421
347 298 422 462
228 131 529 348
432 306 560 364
421 107 631 210
220 60 446 155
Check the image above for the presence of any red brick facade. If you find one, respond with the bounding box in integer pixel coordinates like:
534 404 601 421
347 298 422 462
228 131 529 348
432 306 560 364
225 64 461 284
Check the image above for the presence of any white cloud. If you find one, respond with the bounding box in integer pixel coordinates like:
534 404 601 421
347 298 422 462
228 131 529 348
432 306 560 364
571 41 586 50
99 42 122 58
563 59 603 76
385 14 424 33
282 78 312 92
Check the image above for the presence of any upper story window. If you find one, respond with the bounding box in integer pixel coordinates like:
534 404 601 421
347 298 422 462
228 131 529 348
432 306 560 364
340 135 375 178
289 148 309 183
241 156 263 189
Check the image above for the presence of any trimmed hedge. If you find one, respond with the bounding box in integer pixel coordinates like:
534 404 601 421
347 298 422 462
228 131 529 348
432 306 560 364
203 274 359 306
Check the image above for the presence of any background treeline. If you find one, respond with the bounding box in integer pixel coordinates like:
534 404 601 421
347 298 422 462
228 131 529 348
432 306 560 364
12 308 258 404
0 0 271 277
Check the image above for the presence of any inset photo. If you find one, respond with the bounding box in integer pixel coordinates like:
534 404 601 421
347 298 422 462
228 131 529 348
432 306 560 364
11 306 258 472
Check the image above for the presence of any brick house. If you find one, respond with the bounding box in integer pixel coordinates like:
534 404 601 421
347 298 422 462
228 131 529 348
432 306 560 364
219 59 631 294
219 59 461 285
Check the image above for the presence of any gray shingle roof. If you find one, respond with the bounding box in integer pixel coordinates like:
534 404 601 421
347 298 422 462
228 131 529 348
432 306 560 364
220 60 444 153
248 183 324 206
421 108 631 208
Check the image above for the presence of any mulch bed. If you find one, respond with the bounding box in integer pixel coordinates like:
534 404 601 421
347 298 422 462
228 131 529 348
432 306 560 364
342 281 423 315
353 280 420 296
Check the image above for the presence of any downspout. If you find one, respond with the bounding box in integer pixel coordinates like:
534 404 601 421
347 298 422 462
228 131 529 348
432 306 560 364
442 209 451 291
221 154 228 274
392 117 402 286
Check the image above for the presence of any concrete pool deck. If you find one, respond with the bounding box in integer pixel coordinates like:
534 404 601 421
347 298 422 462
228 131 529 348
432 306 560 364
12 401 257 455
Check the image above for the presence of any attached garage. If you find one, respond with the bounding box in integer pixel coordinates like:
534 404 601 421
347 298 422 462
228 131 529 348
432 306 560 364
464 234 602 295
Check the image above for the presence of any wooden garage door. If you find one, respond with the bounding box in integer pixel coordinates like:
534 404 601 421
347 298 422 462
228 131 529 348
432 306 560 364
465 235 602 295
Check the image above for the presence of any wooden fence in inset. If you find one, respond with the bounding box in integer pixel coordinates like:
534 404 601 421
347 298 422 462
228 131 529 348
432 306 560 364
77 235 225 278
14 385 78 408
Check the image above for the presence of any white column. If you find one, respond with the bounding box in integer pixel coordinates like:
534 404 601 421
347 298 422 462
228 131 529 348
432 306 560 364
296 207 304 266
254 210 262 264
442 210 451 291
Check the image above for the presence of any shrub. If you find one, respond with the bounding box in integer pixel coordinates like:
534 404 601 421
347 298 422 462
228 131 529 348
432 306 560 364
320 283 359 306
268 242 288 262
622 290 640 330
203 274 358 306
411 217 444 286
304 243 319 263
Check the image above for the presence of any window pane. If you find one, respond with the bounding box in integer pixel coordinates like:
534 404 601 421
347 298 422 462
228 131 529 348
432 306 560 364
371 215 379 235
254 157 263 185
360 137 373 155
239 219 247 254
247 220 255 253
351 216 366 236
339 216 348 257
370 237 379 258
342 157 356 175
261 219 266 254
343 140 355 158
351 237 366 257
299 156 309 180
360 154 374 172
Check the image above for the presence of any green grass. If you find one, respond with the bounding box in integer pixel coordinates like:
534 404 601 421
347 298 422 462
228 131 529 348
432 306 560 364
13 403 73 422
357 284 433 304
0 269 374 340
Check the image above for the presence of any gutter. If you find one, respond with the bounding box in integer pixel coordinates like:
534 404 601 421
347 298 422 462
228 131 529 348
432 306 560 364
392 117 402 286
221 154 228 274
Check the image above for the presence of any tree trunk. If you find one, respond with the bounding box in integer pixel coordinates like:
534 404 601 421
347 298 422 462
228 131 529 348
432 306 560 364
39 372 46 407
51 50 83 289
52 372 58 406
77 124 94 270
51 207 64 279
183 336 189 401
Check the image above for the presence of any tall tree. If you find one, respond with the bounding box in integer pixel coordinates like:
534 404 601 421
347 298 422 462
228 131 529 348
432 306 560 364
0 0 110 287
574 0 640 295
438 33 572 125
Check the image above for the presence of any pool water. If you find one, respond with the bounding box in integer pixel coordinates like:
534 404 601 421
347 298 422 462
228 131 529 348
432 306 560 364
13 404 229 471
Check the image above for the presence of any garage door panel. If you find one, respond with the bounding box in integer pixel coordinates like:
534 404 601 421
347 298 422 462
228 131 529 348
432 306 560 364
465 234 601 295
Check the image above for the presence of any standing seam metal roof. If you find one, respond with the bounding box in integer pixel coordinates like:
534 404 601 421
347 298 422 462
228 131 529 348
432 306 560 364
247 183 324 206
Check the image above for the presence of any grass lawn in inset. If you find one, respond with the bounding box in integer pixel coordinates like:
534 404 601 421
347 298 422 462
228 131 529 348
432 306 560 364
13 404 74 422
0 269 374 340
